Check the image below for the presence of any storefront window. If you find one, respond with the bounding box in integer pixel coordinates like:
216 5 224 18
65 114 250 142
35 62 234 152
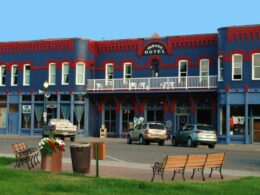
104 100 116 135
121 101 134 133
230 106 245 135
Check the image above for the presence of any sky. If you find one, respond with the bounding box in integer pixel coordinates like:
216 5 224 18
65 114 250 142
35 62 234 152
1 0 260 42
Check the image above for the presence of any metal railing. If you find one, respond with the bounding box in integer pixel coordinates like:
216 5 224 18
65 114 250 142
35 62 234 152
86 76 217 91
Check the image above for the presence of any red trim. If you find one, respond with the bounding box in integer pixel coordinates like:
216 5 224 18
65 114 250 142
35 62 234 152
175 56 193 67
195 56 213 67
228 50 248 62
17 89 22 94
244 84 249 92
163 100 168 113
116 101 121 113
96 60 117 71
248 49 260 60
227 25 260 42
170 99 175 113
169 34 218 48
140 101 145 113
190 100 195 114
30 88 34 94
0 39 74 54
226 84 230 92
97 99 103 113
218 52 228 62
56 88 60 94
134 101 138 113
70 88 74 94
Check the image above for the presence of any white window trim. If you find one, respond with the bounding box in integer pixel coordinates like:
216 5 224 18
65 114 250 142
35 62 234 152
76 62 85 85
11 64 18 86
178 60 188 78
123 62 132 80
218 56 224 81
0 65 6 86
61 62 69 85
48 63 56 85
252 53 260 80
105 63 114 80
199 59 209 80
23 64 30 86
232 54 243 81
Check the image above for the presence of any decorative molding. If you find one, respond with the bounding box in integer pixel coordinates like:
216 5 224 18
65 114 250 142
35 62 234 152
227 25 260 42
0 39 74 54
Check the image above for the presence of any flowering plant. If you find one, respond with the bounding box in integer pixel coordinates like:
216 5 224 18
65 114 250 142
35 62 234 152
39 137 65 156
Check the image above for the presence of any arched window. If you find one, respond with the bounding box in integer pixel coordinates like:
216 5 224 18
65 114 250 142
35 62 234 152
104 100 116 134
146 99 164 123
151 59 159 77
121 100 134 133
176 99 190 114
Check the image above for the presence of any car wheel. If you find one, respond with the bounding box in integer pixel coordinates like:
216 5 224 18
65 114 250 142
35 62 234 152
171 137 177 146
127 135 132 144
158 140 165 146
139 135 145 145
187 137 193 147
208 144 215 149
70 136 75 142
145 140 150 145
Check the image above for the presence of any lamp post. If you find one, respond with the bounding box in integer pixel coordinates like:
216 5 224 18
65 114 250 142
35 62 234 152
43 81 49 126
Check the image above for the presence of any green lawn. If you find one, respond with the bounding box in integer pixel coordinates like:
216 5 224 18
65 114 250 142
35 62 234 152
0 157 259 195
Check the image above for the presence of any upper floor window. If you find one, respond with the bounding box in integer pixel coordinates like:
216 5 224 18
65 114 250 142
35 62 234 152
76 62 85 85
232 54 242 80
49 63 56 85
252 53 260 80
11 65 18 86
123 63 132 80
200 59 209 82
62 62 69 85
106 63 114 80
178 60 188 77
218 56 224 81
23 64 30 86
0 65 6 86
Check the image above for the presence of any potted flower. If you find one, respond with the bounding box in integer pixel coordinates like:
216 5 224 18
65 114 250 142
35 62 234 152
39 137 65 173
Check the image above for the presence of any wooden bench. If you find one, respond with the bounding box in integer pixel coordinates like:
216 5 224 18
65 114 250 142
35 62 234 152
151 155 188 182
12 141 40 170
151 153 226 182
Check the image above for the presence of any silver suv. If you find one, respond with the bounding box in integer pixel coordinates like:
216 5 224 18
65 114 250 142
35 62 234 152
171 124 217 148
127 122 167 146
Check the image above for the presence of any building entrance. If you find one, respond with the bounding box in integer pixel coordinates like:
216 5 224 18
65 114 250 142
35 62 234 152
253 118 260 142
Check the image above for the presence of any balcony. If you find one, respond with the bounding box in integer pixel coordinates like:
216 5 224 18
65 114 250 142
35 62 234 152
86 76 218 92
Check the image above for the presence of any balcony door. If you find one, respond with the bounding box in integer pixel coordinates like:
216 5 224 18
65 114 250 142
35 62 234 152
151 59 159 77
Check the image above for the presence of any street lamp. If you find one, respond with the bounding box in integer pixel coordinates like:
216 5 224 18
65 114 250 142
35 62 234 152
43 81 49 126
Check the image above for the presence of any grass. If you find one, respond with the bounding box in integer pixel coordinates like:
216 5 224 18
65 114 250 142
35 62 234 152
0 157 260 194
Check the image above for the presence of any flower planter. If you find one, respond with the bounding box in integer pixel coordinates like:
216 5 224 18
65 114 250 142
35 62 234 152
41 150 62 173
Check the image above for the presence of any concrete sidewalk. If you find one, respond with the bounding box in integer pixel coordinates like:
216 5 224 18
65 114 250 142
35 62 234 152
3 153 260 182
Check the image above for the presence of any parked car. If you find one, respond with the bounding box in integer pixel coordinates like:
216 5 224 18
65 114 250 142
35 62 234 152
170 124 217 148
43 119 77 141
127 122 167 146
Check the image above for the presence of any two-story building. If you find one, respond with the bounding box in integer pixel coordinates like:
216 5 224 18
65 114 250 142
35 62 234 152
0 24 260 144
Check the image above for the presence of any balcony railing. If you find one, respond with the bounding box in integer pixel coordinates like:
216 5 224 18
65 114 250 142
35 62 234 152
86 76 218 92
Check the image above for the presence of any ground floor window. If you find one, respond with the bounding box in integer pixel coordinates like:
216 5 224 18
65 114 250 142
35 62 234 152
197 99 211 125
146 100 164 123
219 106 226 135
74 104 84 129
0 104 7 128
230 105 245 135
121 101 134 133
104 100 116 134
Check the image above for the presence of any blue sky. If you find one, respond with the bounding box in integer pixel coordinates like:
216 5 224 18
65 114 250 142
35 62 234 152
1 0 260 42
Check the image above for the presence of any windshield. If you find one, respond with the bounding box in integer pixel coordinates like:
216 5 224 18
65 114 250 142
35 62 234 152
149 124 165 130
197 125 213 131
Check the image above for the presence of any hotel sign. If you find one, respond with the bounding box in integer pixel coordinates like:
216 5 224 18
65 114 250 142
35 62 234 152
143 43 167 55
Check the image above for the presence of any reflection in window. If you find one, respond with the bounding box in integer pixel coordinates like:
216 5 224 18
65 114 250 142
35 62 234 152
232 54 242 80
252 53 260 79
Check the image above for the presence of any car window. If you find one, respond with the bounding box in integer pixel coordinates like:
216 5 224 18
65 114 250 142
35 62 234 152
186 125 194 131
148 123 165 130
197 125 213 131
142 124 147 129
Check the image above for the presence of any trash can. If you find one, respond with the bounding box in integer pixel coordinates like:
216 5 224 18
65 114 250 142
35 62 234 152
92 142 106 160
70 143 91 173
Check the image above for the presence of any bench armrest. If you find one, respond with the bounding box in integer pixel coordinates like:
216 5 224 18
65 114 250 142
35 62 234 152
152 162 163 169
